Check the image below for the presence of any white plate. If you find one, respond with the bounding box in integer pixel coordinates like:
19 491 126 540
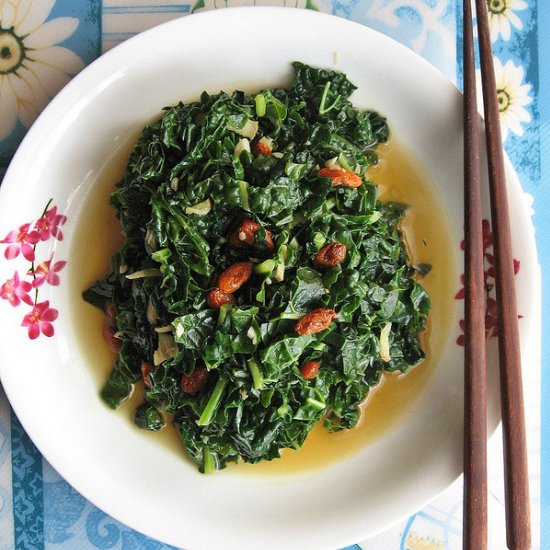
0 8 539 550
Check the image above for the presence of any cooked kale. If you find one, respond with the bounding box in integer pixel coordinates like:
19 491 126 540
84 62 431 473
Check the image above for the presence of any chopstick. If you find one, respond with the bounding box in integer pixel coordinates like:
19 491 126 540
463 1 531 549
462 0 487 548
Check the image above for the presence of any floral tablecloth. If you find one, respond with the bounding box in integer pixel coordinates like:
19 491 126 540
0 1 545 549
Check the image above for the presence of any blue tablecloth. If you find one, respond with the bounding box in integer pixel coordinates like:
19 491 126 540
0 1 546 548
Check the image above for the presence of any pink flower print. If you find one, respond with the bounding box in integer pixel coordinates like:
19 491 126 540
21 301 59 339
1 223 41 261
455 219 522 347
0 272 33 307
454 274 466 299
459 219 493 252
34 206 67 242
456 319 466 346
485 253 520 280
481 219 493 250
485 297 498 339
31 254 67 288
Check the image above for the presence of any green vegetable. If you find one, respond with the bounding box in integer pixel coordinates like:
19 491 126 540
134 403 165 431
84 62 431 473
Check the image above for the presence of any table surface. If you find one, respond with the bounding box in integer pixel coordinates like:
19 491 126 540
0 1 546 549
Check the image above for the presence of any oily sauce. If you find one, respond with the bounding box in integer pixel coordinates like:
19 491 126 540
69 138 456 475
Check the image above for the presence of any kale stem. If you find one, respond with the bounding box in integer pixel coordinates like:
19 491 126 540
202 447 217 473
319 82 341 115
271 311 302 321
239 180 250 211
197 377 228 426
319 82 331 113
324 197 337 212
218 303 231 325
306 397 326 411
248 358 263 390
337 152 353 171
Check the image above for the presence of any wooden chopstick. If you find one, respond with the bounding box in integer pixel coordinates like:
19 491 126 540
463 1 532 549
462 0 488 547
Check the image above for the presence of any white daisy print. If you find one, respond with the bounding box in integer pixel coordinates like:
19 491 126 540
477 57 533 141
486 0 527 42
0 0 84 140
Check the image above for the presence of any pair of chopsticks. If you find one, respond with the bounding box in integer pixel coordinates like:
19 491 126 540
462 1 531 549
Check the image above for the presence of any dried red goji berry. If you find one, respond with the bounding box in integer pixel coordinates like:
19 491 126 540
318 167 362 188
104 300 116 328
180 365 210 394
295 308 337 336
228 218 274 250
264 231 275 250
314 242 347 267
253 141 273 155
300 360 321 379
103 323 121 353
217 261 254 294
228 219 260 247
207 288 236 309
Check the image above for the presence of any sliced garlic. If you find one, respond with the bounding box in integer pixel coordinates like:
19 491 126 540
125 268 162 280
153 333 178 366
185 198 212 216
228 119 259 140
234 138 251 156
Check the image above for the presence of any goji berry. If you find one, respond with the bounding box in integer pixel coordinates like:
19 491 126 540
253 141 273 155
300 360 321 379
103 323 121 353
318 167 362 188
228 219 259 247
295 308 337 336
207 288 236 308
218 261 254 294
181 365 210 394
228 219 274 250
104 300 116 328
314 242 347 267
